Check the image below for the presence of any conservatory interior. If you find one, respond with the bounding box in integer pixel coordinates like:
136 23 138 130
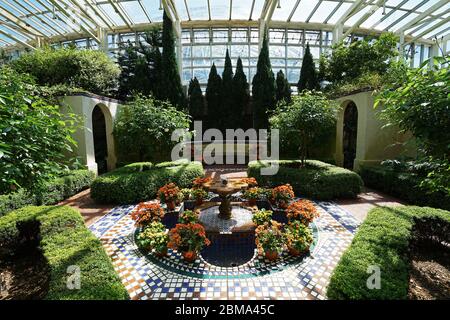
0 0 449 301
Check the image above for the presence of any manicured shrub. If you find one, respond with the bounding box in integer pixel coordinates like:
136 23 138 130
91 160 204 204
0 189 36 217
327 206 450 299
297 43 319 92
248 160 363 200
0 206 128 299
360 166 450 210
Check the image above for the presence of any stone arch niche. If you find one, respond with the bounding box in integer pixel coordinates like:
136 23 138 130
343 102 358 170
92 105 108 174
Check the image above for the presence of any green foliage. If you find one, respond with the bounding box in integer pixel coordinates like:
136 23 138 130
270 92 338 164
91 160 204 204
205 63 222 129
10 47 120 96
232 57 250 128
117 28 162 100
159 10 185 109
360 162 450 211
327 206 450 299
0 170 94 217
113 95 190 164
376 56 450 158
178 210 199 224
0 67 79 193
252 209 273 226
248 160 363 200
0 206 128 299
297 44 319 92
219 49 234 130
319 33 398 84
275 70 291 104
188 77 204 121
136 221 169 253
252 33 276 129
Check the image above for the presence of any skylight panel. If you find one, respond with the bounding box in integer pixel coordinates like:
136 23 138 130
187 0 209 20
250 0 265 21
210 0 229 20
98 3 124 26
309 1 339 23
174 0 190 20
232 0 253 20
291 0 319 22
344 5 372 26
272 0 298 21
326 2 352 24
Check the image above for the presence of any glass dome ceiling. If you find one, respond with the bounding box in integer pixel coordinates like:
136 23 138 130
0 0 448 49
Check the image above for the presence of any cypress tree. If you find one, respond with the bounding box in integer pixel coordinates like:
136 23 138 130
297 43 319 92
275 70 291 104
205 63 222 129
220 49 234 130
160 10 185 108
188 77 204 121
232 57 249 128
252 33 276 129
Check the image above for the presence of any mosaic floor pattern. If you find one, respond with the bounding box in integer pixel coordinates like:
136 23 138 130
89 200 360 300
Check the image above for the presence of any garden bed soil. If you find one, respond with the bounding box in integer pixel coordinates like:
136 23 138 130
0 248 49 300
408 242 450 300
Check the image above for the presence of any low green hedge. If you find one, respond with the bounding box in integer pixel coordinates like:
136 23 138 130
247 160 363 200
360 166 450 210
0 206 128 299
0 170 95 217
91 160 204 204
327 206 450 299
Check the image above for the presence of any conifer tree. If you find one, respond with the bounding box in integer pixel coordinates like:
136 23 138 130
220 49 234 130
188 77 204 121
297 43 319 92
205 63 222 129
159 10 185 108
275 70 291 104
252 32 276 129
232 57 250 128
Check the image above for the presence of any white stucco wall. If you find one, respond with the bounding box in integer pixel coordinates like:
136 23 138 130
60 93 123 175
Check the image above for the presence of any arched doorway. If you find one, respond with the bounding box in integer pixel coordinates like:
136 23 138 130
343 102 358 170
92 105 108 174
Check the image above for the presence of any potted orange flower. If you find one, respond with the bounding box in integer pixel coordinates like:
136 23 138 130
286 200 319 226
242 187 261 206
271 184 295 209
255 221 285 261
241 177 258 188
284 221 313 256
192 188 208 206
168 223 210 262
157 183 182 210
192 177 212 189
131 202 165 227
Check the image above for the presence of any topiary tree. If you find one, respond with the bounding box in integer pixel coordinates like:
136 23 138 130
232 57 250 128
220 49 234 130
113 95 190 164
297 43 319 93
275 70 291 103
205 63 222 129
270 91 338 165
159 10 185 109
10 47 120 96
188 77 204 121
0 67 79 193
252 32 276 129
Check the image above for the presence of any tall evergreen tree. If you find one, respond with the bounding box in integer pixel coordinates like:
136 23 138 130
232 57 250 128
159 10 185 108
220 49 234 130
188 77 204 121
205 63 222 129
252 33 276 129
275 70 291 104
297 43 319 92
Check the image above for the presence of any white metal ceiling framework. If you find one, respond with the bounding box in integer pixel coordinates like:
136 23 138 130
0 0 448 54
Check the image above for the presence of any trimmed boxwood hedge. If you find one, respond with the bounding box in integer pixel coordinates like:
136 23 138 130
0 205 128 300
247 160 363 200
0 170 95 217
360 166 450 210
327 206 450 299
91 160 204 204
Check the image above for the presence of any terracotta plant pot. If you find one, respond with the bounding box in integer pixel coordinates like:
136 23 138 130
166 201 176 210
288 246 309 257
195 198 203 206
247 199 257 206
182 251 198 262
265 250 279 261
155 248 168 257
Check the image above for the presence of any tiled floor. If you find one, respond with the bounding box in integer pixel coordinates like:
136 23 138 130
89 200 360 300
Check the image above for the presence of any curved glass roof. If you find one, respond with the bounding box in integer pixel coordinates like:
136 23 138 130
0 0 449 49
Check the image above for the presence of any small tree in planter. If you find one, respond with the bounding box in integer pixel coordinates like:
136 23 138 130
284 221 313 256
168 223 210 262
157 183 182 210
270 92 338 166
136 221 169 257
131 202 165 227
255 221 285 261
286 199 319 226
